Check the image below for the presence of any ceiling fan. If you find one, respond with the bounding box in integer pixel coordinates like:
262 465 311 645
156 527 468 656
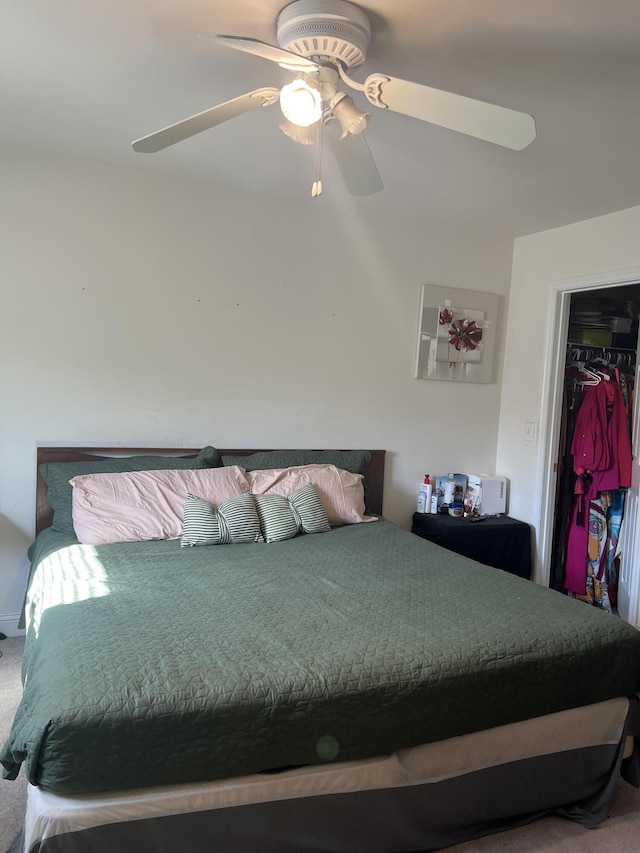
132 0 536 198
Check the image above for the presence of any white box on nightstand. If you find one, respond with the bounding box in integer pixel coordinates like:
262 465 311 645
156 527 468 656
467 475 508 515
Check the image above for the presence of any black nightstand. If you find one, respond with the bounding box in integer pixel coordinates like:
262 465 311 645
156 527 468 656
411 513 533 580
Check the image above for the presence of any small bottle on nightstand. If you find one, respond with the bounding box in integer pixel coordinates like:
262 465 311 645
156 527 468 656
417 475 432 513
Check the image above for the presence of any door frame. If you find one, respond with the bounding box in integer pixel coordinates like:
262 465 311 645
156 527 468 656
537 267 640 588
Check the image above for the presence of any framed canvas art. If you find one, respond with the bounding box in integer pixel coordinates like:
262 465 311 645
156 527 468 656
414 284 499 383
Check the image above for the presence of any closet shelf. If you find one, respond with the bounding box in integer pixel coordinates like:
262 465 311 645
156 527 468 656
566 342 637 353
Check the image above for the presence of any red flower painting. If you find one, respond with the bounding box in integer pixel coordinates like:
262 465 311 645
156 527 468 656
420 289 495 379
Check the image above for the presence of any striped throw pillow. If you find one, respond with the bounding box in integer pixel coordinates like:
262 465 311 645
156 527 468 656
181 492 262 547
254 482 331 543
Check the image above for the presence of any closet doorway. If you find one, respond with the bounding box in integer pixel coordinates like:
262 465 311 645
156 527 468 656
538 270 640 628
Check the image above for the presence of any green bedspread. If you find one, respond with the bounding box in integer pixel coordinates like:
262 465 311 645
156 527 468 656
2 520 640 794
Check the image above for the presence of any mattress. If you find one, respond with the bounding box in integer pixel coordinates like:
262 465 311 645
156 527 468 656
17 697 635 853
3 519 640 797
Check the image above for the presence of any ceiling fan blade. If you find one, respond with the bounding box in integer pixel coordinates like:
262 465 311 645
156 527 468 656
132 88 280 153
200 34 320 73
325 120 383 197
363 74 536 151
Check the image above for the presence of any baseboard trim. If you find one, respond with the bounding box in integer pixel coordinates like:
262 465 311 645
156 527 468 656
0 615 25 638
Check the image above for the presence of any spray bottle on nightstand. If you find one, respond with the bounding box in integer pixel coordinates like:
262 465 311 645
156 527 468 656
417 475 432 513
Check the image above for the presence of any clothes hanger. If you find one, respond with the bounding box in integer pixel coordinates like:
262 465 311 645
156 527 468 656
566 363 601 386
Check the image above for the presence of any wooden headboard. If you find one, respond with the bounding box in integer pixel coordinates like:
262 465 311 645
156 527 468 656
36 447 386 536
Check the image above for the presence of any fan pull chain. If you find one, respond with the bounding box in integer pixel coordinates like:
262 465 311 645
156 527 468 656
311 118 323 197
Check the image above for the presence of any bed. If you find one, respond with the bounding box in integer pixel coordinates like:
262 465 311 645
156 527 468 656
2 445 640 853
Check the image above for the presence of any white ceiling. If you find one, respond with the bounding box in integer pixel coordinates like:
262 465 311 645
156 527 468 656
3 0 640 239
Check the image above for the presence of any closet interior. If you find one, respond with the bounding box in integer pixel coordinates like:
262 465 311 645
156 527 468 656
550 283 640 612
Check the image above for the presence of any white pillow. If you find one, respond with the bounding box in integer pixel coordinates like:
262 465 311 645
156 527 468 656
70 466 250 544
247 464 377 526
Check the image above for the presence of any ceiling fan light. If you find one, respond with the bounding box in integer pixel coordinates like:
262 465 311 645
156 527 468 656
331 93 370 138
279 119 316 145
280 78 322 127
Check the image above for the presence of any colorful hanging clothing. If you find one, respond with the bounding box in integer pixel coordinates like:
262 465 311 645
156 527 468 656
606 489 625 581
564 379 633 597
571 493 612 611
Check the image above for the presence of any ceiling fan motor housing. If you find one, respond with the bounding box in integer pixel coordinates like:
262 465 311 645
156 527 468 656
276 0 371 68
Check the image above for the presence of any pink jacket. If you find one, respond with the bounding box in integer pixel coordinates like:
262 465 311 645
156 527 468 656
570 381 631 489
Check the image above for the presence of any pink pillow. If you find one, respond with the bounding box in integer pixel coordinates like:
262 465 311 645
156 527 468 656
247 465 377 526
70 466 250 545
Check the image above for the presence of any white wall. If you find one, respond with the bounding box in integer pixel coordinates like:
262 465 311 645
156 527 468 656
0 147 513 633
496 205 640 579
